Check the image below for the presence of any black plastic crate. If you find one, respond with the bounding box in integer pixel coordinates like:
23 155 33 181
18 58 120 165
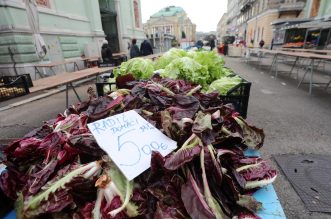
0 75 30 101
1 74 33 88
220 78 251 118
95 72 116 96
96 82 117 96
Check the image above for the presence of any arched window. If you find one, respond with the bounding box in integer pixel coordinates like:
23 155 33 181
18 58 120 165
133 0 140 28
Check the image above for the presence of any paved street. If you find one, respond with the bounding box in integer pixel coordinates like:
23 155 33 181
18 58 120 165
225 56 331 219
0 57 331 218
0 83 93 140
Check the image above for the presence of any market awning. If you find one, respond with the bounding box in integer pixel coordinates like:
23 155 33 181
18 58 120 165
271 18 310 26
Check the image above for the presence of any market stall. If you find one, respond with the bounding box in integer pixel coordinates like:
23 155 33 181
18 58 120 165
271 18 310 49
0 49 285 219
272 19 331 50
301 21 331 49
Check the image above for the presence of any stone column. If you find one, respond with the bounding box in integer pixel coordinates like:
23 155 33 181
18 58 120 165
85 0 104 36
114 0 125 52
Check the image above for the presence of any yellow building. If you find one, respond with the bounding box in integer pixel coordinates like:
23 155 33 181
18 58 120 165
143 6 196 43
238 0 306 47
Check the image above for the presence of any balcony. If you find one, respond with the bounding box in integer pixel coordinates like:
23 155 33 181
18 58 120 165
279 2 305 16
279 2 305 12
240 0 256 12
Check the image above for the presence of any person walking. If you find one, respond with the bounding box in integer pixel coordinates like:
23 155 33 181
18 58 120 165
196 40 203 49
140 39 153 56
259 39 265 49
130 38 140 58
210 38 216 51
101 39 113 64
223 41 229 56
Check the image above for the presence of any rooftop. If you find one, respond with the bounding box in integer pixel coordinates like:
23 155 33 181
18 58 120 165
150 6 184 18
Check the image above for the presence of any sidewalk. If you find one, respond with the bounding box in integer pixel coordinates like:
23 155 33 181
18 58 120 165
0 82 94 139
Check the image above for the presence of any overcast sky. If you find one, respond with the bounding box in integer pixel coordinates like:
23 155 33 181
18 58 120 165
140 0 228 32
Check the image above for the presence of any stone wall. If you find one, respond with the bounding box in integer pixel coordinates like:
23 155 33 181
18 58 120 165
0 0 105 76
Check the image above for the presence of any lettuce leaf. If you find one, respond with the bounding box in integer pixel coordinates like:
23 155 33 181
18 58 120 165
113 58 154 79
207 76 242 95
161 57 209 88
154 48 188 69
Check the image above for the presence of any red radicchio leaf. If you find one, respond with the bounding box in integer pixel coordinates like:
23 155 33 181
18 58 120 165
12 138 42 159
79 201 95 219
26 159 58 195
0 170 19 199
181 171 215 219
164 135 202 170
101 196 127 219
167 95 200 120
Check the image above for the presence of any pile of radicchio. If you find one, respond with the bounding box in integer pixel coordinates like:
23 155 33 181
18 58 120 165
0 76 277 219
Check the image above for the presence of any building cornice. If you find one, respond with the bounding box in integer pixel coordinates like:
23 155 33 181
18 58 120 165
246 9 279 23
0 25 105 37
0 0 90 22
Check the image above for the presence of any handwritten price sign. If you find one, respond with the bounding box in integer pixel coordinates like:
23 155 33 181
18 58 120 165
87 110 177 180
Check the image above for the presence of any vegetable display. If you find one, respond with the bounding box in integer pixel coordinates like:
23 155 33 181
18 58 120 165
114 49 241 93
0 76 276 219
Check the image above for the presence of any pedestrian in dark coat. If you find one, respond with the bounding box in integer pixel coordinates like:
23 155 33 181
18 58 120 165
223 42 229 56
196 40 203 49
210 38 216 51
140 39 153 56
101 40 113 63
130 38 140 58
259 39 265 49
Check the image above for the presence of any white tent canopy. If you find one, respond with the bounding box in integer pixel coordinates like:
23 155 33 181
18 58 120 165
25 0 47 59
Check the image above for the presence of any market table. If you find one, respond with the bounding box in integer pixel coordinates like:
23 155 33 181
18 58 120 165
296 53 331 94
82 52 128 67
254 49 331 94
33 59 81 79
279 48 331 55
30 66 114 108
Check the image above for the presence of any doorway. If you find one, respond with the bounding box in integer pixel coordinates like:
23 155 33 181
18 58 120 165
101 13 119 53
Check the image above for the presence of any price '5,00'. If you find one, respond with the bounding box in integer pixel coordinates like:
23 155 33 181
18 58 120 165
117 129 169 167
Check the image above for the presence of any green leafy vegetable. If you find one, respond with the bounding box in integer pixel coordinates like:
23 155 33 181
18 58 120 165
154 48 188 69
207 76 242 95
161 57 209 88
113 58 154 79
188 50 227 84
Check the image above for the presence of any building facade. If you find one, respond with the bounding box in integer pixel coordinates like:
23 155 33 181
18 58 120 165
216 13 228 41
302 0 331 18
237 0 307 47
226 0 240 36
143 6 196 44
113 0 145 52
0 0 144 76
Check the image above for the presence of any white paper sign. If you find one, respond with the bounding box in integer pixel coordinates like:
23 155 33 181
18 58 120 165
87 110 177 180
